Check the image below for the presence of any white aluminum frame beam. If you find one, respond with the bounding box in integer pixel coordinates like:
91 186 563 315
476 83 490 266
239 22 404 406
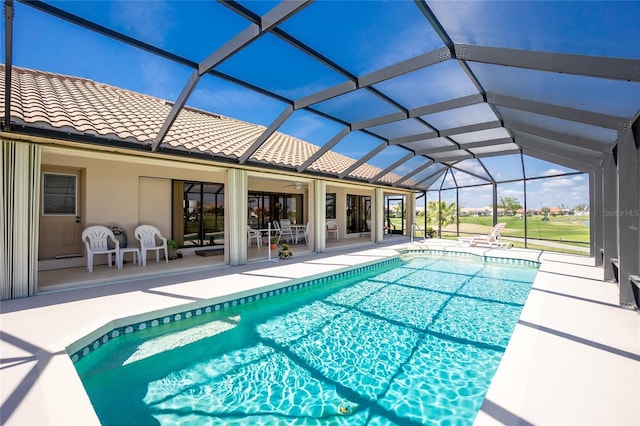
358 47 451 87
393 160 435 186
338 142 388 178
440 121 501 137
507 120 613 153
409 94 484 118
297 126 350 173
449 164 493 183
369 153 415 183
153 0 311 152
488 92 625 130
417 137 512 156
352 112 410 131
456 44 640 82
416 168 448 188
239 105 294 164
519 143 597 174
513 132 606 165
295 47 453 109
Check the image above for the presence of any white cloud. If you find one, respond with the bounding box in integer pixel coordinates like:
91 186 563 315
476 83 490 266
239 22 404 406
541 178 578 190
281 114 327 140
113 1 174 46
540 168 566 177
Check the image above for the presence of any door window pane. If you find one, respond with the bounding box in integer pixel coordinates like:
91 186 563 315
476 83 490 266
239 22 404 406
347 194 371 234
182 181 224 247
43 173 76 215
326 193 336 219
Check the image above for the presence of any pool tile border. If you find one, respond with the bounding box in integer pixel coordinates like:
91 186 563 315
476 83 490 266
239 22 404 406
400 248 541 268
69 250 539 364
69 258 400 364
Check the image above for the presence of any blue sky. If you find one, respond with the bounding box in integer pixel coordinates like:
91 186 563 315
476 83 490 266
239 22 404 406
4 0 634 210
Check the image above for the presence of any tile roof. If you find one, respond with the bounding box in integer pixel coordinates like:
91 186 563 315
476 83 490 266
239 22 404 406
1 65 412 188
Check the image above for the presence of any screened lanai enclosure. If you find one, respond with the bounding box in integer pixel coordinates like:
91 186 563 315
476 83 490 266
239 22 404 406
421 153 592 253
1 1 639 306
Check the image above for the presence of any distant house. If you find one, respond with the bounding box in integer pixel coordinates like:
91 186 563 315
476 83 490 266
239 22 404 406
460 207 491 217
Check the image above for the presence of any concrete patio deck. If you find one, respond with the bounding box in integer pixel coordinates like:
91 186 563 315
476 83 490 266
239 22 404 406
1 239 638 425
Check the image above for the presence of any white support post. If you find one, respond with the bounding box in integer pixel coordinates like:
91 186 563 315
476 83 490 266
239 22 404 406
314 180 326 253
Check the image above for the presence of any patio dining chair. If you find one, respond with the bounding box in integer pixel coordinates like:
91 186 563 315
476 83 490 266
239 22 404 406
272 220 282 240
296 222 310 244
82 225 120 272
135 225 169 266
277 219 294 243
326 220 339 240
247 225 261 248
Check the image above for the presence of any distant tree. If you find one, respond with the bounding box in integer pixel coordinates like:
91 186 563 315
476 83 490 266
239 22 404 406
427 201 457 228
574 203 587 212
498 197 522 215
541 207 551 215
558 203 568 210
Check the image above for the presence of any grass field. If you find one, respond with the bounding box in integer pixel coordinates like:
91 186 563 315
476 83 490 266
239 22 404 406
454 215 590 243
395 214 590 254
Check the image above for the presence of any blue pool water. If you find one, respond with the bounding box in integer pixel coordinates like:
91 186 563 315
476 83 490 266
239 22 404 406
73 254 538 425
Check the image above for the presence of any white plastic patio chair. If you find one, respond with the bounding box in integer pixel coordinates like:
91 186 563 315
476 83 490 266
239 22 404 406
272 220 282 240
135 225 169 266
82 225 120 272
326 220 339 240
278 219 294 243
296 222 310 244
247 225 261 248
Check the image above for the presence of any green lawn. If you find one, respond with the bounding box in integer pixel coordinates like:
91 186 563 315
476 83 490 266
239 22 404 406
400 214 590 254
455 215 590 243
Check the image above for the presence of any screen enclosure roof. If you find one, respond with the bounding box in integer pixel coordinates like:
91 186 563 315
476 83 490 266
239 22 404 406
2 0 639 191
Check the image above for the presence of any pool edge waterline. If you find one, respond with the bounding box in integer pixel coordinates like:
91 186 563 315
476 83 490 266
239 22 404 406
67 249 539 363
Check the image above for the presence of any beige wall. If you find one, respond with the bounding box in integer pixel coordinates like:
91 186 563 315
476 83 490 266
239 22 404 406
326 184 375 239
139 177 172 237
42 148 226 242
41 146 415 262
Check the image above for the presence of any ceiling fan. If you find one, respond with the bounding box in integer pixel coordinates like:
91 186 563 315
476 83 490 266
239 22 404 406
282 182 303 190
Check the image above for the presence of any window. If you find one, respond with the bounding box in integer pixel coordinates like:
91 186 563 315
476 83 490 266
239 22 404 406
43 173 76 215
249 191 304 228
346 194 371 234
177 181 225 247
326 193 336 219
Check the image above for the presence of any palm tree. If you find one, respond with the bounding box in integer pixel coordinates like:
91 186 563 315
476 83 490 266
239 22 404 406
427 201 457 230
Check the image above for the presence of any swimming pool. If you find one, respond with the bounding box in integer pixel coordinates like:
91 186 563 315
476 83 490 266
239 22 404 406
72 252 539 425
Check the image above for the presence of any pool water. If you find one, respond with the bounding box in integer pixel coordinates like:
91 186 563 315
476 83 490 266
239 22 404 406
74 255 538 425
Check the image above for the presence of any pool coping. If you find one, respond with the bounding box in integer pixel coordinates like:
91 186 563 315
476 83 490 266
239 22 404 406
67 256 403 361
68 248 542 364
1 241 638 425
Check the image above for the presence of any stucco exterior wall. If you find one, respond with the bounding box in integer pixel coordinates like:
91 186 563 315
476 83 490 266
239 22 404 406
326 184 374 240
41 147 227 243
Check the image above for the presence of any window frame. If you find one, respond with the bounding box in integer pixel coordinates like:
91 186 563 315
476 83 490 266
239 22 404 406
42 172 77 216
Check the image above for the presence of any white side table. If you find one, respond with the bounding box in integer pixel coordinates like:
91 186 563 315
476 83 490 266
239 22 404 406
119 247 141 268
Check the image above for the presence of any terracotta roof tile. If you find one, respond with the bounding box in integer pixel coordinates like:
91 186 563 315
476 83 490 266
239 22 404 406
1 65 410 186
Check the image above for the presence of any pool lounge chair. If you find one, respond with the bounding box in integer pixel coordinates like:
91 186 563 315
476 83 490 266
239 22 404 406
458 223 511 248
